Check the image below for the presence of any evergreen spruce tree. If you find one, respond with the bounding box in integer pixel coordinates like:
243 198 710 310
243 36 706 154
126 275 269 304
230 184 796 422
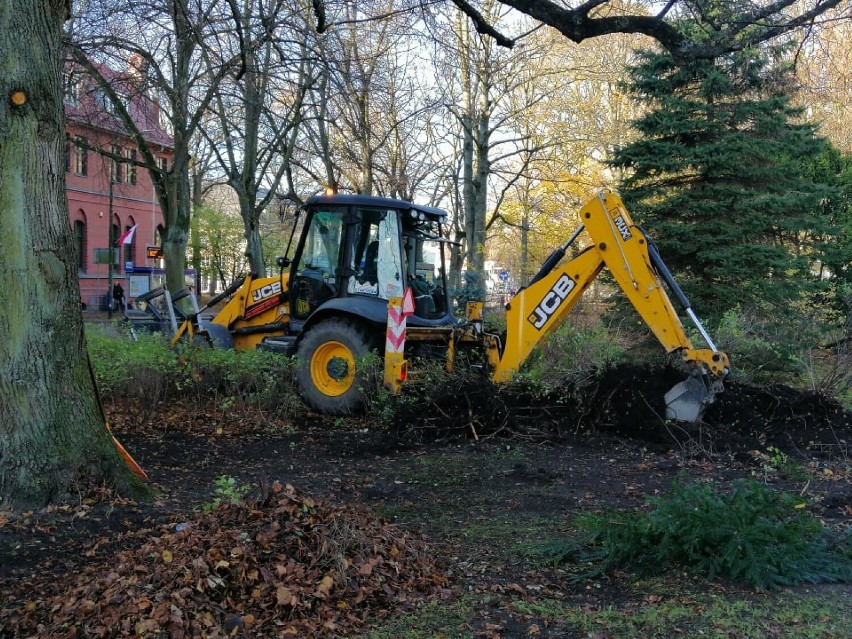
800 145 852 329
611 48 837 317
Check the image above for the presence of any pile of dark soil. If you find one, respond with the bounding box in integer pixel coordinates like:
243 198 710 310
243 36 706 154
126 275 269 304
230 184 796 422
591 365 851 458
393 364 851 461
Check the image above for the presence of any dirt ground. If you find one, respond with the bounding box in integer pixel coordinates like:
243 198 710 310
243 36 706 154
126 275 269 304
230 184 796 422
1 366 850 637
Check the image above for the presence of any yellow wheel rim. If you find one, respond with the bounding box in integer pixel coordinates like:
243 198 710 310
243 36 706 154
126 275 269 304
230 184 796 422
310 340 355 397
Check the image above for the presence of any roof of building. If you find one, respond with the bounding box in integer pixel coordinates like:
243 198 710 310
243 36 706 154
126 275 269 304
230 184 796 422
64 58 173 149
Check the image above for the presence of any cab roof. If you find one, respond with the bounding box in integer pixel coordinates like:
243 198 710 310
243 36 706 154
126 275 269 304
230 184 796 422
305 194 448 221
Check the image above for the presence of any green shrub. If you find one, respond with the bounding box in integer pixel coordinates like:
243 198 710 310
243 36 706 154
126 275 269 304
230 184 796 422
181 346 300 417
358 350 402 426
511 320 624 394
87 325 181 398
714 306 819 384
483 306 507 336
540 478 851 589
363 351 470 430
87 327 302 421
202 475 252 512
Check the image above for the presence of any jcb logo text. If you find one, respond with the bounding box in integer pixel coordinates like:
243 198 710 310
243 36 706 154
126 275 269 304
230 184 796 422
251 281 282 302
527 274 576 330
614 215 632 241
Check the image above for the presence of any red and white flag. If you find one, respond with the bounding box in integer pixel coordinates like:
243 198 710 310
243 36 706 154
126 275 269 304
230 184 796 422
116 225 137 245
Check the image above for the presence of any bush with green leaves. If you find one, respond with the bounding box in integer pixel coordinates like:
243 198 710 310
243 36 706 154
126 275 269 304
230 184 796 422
539 478 851 589
202 475 251 512
357 350 404 426
714 306 817 384
511 320 624 395
87 325 182 400
87 326 302 420
180 345 300 417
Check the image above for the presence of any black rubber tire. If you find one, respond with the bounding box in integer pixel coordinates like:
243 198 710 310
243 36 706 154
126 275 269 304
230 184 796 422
295 318 374 415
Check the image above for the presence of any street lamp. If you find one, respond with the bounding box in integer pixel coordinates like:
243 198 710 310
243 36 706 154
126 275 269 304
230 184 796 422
107 178 114 319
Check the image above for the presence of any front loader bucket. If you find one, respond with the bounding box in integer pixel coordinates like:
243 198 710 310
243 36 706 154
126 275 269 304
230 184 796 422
664 370 723 423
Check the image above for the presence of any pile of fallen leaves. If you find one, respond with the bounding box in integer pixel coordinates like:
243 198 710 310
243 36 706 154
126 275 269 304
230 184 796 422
2 484 451 638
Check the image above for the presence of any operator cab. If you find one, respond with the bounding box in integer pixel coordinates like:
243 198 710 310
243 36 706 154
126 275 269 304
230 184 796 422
289 194 454 331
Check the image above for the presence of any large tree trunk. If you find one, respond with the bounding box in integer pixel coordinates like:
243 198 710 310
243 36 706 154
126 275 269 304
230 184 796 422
162 162 191 292
0 1 150 508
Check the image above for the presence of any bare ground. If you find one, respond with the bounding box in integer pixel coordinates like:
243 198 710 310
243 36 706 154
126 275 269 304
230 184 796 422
1 365 850 637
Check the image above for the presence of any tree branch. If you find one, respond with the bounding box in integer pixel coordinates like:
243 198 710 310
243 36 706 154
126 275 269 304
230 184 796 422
448 0 846 59
656 0 678 20
312 0 327 33
448 0 516 48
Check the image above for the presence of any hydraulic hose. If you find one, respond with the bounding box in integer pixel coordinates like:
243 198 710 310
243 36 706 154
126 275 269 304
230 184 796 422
201 275 247 311
643 231 719 353
528 224 585 287
644 234 691 310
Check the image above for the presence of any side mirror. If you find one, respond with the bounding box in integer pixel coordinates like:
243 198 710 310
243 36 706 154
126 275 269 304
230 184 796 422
277 256 291 269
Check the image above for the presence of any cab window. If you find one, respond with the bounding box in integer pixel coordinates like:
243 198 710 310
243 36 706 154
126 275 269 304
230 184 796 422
298 211 343 282
292 210 344 318
347 209 403 300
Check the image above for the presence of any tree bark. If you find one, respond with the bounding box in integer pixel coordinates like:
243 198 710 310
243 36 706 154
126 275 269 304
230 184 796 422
0 1 150 508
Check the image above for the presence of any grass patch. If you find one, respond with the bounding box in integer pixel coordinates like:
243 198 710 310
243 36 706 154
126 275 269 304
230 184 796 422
511 588 850 639
364 597 476 639
404 445 530 487
374 500 466 532
460 513 568 550
364 578 849 639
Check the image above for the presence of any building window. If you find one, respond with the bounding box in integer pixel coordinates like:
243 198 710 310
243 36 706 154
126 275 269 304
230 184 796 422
126 149 137 185
73 136 87 176
111 145 123 183
112 223 121 271
73 220 85 272
123 224 136 268
93 87 128 116
158 156 168 172
93 87 113 114
63 72 78 105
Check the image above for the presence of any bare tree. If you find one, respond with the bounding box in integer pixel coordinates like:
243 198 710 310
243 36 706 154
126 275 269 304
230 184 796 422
299 0 444 200
431 1 553 292
304 1 847 294
198 0 312 276
494 14 649 282
446 0 847 59
794 4 852 153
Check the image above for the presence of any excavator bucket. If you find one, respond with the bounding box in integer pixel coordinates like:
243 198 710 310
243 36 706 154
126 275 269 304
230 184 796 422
664 370 723 423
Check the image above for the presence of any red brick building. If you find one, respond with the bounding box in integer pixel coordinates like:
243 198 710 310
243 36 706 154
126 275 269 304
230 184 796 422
64 59 174 309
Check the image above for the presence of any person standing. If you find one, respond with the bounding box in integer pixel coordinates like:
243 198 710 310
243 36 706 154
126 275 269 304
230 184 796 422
112 282 125 312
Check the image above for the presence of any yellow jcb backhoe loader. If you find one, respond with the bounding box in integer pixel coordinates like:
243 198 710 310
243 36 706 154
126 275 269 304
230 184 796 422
152 191 728 422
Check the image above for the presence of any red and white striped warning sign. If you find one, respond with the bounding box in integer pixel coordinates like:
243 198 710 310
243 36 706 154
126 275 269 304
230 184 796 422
386 288 414 353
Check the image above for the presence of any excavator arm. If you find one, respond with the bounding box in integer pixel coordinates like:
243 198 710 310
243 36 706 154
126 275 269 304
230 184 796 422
491 192 729 422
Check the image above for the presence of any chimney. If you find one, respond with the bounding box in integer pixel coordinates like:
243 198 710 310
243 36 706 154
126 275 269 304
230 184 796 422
128 53 148 80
